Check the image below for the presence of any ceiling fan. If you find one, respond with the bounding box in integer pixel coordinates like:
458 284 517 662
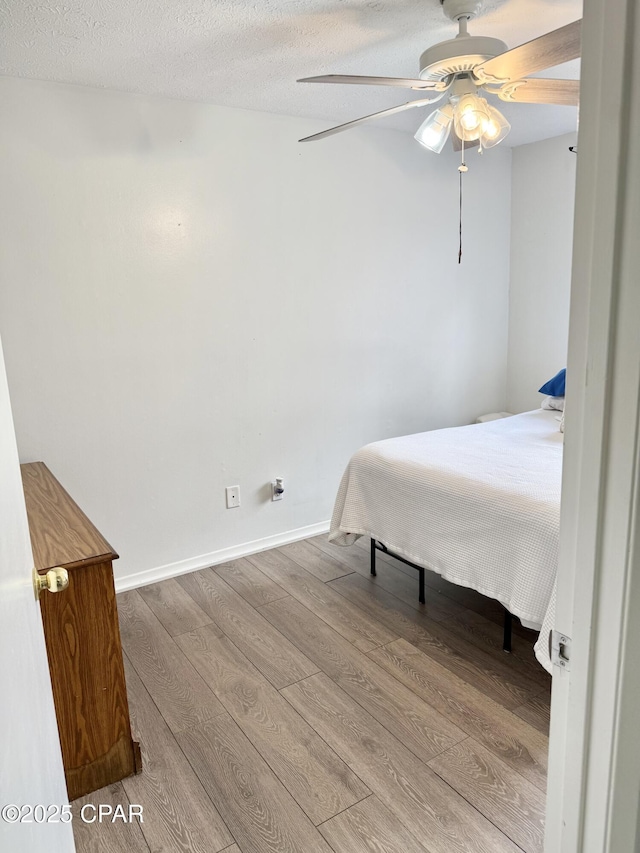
297 0 581 153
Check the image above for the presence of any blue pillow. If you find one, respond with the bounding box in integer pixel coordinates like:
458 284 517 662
539 368 566 397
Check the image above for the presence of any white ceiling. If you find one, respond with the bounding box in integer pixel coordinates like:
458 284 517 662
0 0 581 147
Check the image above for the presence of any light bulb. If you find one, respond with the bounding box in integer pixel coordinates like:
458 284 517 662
453 94 490 142
482 118 500 140
460 107 481 132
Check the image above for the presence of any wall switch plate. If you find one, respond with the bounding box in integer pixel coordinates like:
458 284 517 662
225 485 240 508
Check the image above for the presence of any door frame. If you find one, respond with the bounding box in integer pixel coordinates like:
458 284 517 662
544 0 640 848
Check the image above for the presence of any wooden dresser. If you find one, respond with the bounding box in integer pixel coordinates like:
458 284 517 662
21 462 141 801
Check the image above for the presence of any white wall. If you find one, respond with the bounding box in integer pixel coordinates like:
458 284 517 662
0 77 511 584
507 132 577 413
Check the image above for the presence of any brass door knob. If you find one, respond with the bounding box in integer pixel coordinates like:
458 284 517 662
33 567 69 600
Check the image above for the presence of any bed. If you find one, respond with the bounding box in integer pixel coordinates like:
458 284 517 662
329 409 562 673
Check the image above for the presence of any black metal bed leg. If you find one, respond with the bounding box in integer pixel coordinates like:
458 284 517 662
503 610 513 653
370 538 377 576
419 568 426 605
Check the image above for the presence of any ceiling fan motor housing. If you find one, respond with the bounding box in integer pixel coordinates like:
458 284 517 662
419 34 508 81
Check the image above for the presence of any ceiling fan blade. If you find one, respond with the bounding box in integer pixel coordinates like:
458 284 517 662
299 98 441 143
474 19 581 85
298 74 446 91
496 78 580 105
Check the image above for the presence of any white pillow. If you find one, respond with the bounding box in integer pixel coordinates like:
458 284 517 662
541 395 565 412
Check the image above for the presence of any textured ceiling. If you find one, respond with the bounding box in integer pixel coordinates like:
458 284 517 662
0 0 581 146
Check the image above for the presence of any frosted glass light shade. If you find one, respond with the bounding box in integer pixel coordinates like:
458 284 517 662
453 93 490 141
414 104 454 153
480 103 511 148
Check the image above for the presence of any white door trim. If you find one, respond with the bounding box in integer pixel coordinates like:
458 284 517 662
544 0 640 849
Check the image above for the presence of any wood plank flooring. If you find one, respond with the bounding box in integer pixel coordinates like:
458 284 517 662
74 535 551 853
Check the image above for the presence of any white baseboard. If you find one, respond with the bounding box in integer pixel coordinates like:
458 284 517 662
114 520 330 593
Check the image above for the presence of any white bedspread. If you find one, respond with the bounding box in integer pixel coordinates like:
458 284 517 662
329 410 562 673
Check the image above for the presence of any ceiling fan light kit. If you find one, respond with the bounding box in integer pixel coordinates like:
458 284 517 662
414 75 510 152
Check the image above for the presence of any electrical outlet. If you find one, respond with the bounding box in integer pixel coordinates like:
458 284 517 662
226 485 240 508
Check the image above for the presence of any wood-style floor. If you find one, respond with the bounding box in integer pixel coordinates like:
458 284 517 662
72 535 551 853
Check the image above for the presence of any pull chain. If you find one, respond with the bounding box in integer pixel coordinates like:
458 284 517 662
458 139 468 264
